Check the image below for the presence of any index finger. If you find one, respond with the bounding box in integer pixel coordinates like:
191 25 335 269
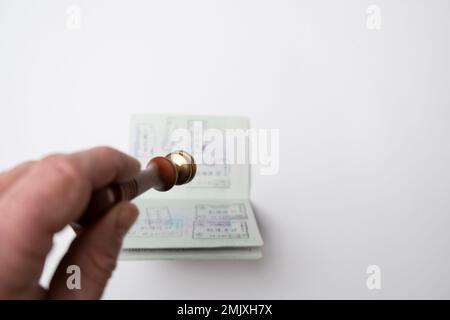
71 146 141 189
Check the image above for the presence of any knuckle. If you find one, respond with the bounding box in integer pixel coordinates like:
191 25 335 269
94 146 118 157
85 246 118 280
41 155 82 187
18 160 37 169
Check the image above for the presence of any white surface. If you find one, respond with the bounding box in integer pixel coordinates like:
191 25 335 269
1 0 450 299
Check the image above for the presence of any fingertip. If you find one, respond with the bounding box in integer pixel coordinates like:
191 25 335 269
129 157 141 175
115 202 139 236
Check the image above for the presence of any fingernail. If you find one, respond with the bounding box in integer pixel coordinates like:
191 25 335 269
116 204 139 236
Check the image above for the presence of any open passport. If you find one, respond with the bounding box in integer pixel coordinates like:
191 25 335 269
120 114 264 260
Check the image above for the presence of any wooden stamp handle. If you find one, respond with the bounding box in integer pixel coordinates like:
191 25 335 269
77 154 188 226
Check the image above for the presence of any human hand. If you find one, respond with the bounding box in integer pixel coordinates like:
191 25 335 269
0 147 141 299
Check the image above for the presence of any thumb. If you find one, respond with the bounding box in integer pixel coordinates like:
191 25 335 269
47 202 138 299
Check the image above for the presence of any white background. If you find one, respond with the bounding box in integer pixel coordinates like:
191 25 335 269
1 0 450 299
